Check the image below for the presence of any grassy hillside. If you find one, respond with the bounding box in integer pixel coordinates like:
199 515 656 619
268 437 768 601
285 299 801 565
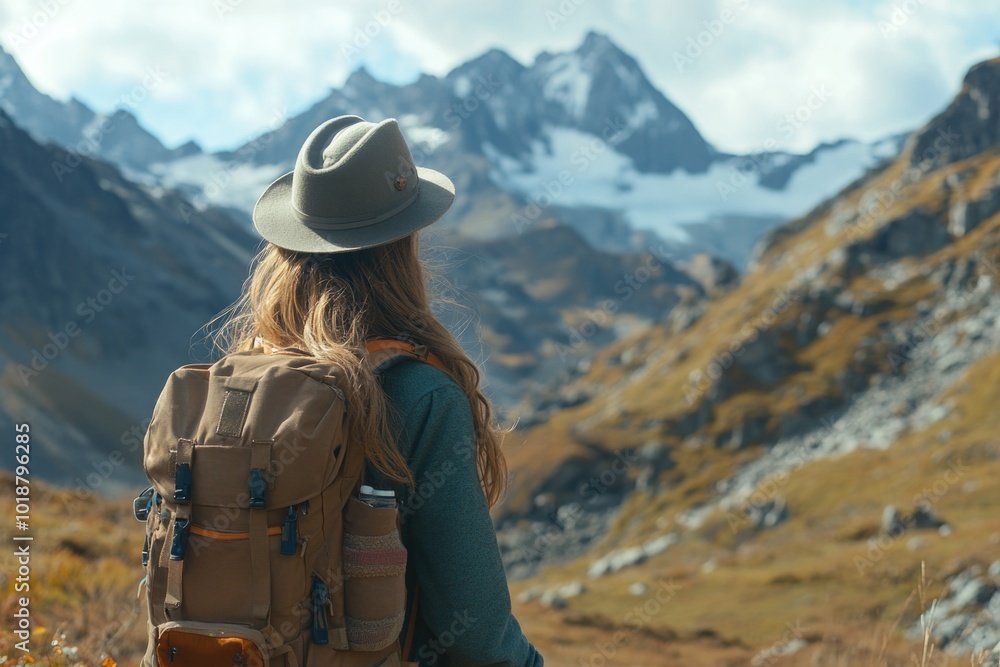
2 473 995 667
490 59 1000 665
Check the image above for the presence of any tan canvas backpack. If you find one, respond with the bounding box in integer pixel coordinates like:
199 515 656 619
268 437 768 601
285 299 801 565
135 337 446 667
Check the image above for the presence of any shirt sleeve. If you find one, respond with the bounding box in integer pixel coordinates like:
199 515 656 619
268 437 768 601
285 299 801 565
393 382 544 667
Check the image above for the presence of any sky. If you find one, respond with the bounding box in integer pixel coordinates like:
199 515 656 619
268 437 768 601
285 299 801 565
0 0 996 154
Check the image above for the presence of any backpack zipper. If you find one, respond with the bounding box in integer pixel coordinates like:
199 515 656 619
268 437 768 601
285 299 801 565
281 505 298 555
311 574 329 644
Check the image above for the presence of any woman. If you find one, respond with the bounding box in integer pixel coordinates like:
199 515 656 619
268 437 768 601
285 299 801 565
216 115 544 666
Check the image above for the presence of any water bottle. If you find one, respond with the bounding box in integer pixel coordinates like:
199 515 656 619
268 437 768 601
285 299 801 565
359 484 396 509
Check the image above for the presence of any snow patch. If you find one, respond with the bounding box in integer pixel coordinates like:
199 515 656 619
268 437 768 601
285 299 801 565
488 126 886 243
148 153 285 214
626 99 659 129
540 55 592 120
453 76 471 98
398 115 450 152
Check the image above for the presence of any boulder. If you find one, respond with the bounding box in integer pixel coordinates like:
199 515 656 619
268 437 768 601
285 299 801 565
880 503 949 535
748 497 790 530
540 580 586 608
870 207 950 258
628 582 649 596
948 177 1000 237
587 533 678 578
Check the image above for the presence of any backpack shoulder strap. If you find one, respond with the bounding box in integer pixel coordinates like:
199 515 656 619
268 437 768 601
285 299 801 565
365 337 448 375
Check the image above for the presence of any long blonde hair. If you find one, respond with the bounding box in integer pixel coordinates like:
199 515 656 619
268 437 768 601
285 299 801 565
209 233 508 508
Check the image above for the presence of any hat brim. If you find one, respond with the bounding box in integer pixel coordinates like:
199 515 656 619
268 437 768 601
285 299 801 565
252 167 455 253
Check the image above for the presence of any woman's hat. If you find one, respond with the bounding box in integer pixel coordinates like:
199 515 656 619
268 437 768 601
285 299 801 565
252 115 455 253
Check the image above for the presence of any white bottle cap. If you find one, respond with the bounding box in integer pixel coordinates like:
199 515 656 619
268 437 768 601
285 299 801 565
360 484 395 497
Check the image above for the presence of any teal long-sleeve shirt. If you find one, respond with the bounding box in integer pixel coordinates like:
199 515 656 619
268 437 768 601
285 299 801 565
362 359 544 667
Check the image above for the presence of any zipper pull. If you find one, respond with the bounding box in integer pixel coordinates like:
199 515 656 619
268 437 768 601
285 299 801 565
281 506 298 555
311 575 329 644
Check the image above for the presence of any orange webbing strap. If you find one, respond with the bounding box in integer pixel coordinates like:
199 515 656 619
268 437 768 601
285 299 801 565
189 525 282 540
365 338 448 372
400 581 420 661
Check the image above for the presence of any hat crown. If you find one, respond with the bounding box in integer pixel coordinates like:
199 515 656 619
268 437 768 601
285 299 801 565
251 113 455 254
290 116 419 227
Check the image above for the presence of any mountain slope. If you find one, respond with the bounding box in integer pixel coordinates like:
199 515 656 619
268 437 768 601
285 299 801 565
0 45 199 171
0 108 256 492
493 56 1000 662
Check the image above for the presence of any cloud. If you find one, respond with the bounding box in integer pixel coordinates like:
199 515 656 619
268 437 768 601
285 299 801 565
0 0 995 153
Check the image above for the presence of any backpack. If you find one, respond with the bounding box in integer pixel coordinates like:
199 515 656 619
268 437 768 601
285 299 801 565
135 337 447 667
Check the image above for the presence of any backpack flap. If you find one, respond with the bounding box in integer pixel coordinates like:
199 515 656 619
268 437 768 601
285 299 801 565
144 352 355 515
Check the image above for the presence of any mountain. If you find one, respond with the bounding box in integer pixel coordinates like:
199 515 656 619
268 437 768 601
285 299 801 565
133 32 899 267
0 103 705 490
0 44 200 172
435 219 704 410
0 107 256 493
0 33 900 267
491 56 1000 663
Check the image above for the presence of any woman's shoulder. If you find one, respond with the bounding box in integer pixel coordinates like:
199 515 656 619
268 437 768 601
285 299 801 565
378 358 467 414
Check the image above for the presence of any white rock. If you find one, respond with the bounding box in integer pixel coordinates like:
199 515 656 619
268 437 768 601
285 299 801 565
516 585 545 604
628 582 649 596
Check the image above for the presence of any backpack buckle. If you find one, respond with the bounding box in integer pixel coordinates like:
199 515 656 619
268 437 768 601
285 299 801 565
248 469 267 508
169 517 189 561
133 486 155 521
173 463 192 504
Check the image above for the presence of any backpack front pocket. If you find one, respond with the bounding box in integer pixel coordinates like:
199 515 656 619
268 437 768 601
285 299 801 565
180 520 308 625
154 620 270 667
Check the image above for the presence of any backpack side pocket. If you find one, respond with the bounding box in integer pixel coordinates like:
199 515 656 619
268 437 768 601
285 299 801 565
341 496 408 652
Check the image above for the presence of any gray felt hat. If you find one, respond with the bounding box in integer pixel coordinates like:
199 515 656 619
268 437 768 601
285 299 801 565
252 115 455 253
